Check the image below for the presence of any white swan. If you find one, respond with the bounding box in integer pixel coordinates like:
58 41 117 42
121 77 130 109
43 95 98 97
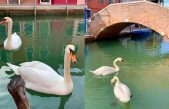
7 44 77 95
90 57 123 76
111 76 131 103
0 17 22 51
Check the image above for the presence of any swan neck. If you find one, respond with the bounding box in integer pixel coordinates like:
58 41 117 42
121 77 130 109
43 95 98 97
115 77 119 83
5 21 13 50
7 22 12 38
112 76 120 84
113 60 119 71
64 52 72 84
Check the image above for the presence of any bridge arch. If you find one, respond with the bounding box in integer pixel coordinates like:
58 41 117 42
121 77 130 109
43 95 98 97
87 1 169 40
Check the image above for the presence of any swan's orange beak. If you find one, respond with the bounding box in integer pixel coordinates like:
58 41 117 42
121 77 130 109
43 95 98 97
0 19 6 25
71 53 77 64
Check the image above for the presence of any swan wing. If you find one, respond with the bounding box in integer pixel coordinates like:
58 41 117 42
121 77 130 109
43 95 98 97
20 61 42 67
4 32 22 50
120 83 131 97
90 66 116 75
114 82 131 103
11 33 22 48
18 66 64 88
20 61 60 76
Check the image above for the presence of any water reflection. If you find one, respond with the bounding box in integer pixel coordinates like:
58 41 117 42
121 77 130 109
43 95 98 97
119 32 167 56
0 16 84 109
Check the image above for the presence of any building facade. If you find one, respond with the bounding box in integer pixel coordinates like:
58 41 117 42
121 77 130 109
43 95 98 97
0 0 85 5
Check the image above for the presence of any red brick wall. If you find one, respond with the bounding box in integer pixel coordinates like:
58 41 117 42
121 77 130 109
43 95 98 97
87 0 120 14
87 0 108 14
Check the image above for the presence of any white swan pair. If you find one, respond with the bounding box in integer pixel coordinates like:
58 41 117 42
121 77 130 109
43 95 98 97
90 57 123 76
90 57 131 103
111 76 131 103
0 17 22 51
7 44 77 95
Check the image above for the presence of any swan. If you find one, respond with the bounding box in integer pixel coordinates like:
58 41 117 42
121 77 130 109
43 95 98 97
90 57 123 76
111 76 131 103
0 17 22 51
7 44 77 95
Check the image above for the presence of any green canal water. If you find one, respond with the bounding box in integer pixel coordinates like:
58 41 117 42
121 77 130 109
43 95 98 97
85 32 169 109
0 16 84 109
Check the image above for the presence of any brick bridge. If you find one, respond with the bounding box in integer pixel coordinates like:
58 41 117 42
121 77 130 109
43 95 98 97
87 1 169 40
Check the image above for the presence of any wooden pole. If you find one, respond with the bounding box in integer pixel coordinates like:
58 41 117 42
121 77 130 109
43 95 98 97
34 0 37 16
7 75 31 109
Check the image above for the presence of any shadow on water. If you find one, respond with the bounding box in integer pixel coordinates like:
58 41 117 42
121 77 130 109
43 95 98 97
111 97 131 109
58 94 72 109
123 102 131 109
0 43 3 48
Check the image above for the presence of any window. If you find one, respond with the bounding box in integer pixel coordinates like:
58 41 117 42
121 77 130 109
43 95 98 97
99 0 104 3
109 0 113 4
40 0 51 5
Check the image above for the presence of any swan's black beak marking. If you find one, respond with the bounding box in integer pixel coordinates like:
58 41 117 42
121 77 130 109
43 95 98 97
69 48 77 64
69 48 75 54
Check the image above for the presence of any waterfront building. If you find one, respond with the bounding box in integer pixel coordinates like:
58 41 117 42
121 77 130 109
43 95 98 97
0 0 85 5
0 0 86 15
